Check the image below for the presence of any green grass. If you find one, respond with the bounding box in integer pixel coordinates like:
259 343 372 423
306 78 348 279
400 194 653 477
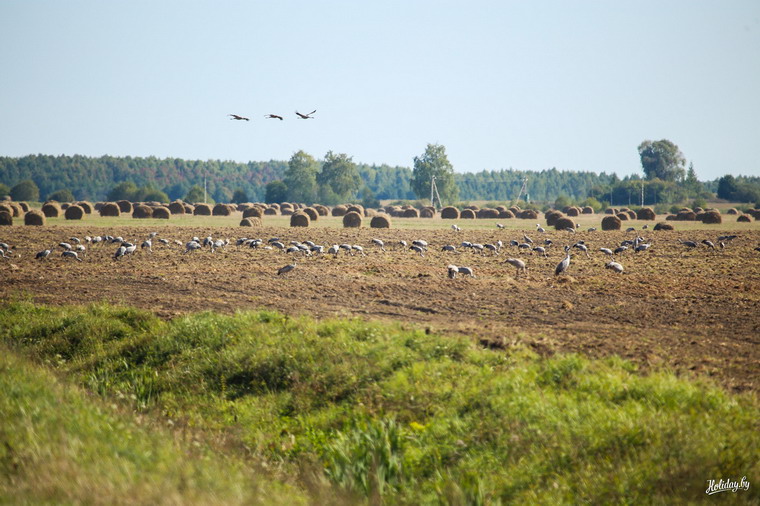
1 300 758 504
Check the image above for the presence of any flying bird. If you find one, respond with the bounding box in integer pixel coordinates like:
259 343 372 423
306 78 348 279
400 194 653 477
229 114 250 121
265 114 284 120
295 109 316 119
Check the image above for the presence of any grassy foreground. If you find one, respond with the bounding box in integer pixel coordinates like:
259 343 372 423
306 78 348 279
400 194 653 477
1 301 758 504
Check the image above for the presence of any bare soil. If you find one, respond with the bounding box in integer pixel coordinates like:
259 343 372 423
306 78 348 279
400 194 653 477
2 224 759 392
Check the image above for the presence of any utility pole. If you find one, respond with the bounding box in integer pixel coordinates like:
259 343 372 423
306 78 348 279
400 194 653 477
430 176 443 210
204 173 207 204
640 180 644 207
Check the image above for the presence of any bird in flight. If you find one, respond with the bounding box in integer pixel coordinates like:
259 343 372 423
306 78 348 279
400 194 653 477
229 114 250 121
265 114 284 120
295 109 316 119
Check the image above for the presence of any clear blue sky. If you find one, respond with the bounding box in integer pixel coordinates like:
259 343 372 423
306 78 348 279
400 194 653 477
1 1 758 181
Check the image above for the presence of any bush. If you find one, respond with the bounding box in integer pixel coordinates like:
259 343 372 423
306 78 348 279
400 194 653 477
10 179 40 202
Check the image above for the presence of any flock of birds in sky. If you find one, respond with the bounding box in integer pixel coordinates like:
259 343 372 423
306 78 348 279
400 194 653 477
1 224 751 281
229 110 316 122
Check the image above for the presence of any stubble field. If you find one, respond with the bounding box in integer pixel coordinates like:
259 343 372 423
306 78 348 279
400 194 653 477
1 214 759 392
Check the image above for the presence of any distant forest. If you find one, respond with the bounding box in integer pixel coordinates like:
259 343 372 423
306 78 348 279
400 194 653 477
0 154 625 203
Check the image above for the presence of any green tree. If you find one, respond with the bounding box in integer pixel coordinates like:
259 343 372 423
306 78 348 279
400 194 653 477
410 144 458 205
638 139 686 181
0 183 10 198
716 175 738 200
265 180 288 204
135 186 169 203
10 179 40 201
317 151 361 201
284 151 319 203
231 188 248 204
184 184 210 204
361 186 380 209
554 195 572 209
47 189 75 202
107 181 138 201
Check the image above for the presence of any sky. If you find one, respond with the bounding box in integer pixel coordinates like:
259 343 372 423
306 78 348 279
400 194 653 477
1 0 759 181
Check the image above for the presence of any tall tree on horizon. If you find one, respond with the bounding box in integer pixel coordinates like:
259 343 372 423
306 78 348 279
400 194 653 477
638 139 686 182
410 143 458 205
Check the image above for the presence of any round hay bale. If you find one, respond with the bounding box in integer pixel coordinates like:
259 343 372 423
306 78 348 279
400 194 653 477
364 208 377 217
699 210 721 224
132 205 153 219
342 211 363 228
370 214 392 228
665 214 677 221
0 203 13 216
24 209 45 226
264 207 279 216
18 202 30 212
183 204 194 214
212 203 231 216
0 211 12 226
726 208 739 215
604 208 617 215
626 210 636 220
268 203 280 210
601 215 622 231
679 207 693 214
290 212 310 227
168 201 186 215
314 204 329 216
302 207 319 221
242 207 263 219
280 202 294 210
616 212 629 221
495 206 507 212
194 203 212 216
99 202 121 217
519 209 539 220
498 210 515 219
64 205 84 220
554 216 575 231
402 208 419 218
420 206 436 218
94 202 105 211
508 206 521 215
545 210 563 227
566 207 580 217
76 201 94 214
676 210 697 221
693 207 704 214
331 205 348 217
464 205 480 211
116 200 132 213
41 202 61 217
582 206 594 214
440 206 460 219
152 206 171 219
8 203 22 217
460 209 476 219
477 208 499 219
747 209 760 219
737 214 752 223
280 207 294 216
346 204 364 215
653 222 674 231
240 217 262 227
636 207 656 220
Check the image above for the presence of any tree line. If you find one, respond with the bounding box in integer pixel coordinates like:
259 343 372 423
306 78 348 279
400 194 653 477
1 140 758 207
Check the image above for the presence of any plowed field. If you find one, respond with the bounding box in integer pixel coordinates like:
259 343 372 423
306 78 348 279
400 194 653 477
2 222 759 392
